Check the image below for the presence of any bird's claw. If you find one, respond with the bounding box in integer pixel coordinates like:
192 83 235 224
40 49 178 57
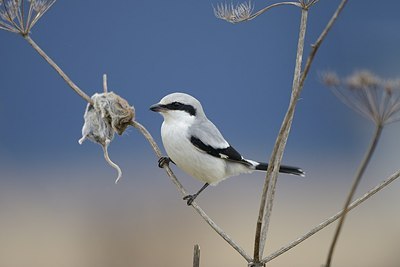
183 194 197 206
158 157 171 168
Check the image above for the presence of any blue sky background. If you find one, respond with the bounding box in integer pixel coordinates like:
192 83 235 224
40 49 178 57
1 1 400 266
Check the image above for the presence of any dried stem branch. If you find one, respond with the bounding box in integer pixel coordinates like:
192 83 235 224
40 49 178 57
263 168 400 263
214 0 322 24
299 0 348 89
325 124 383 266
193 244 201 267
254 0 348 263
129 121 252 262
253 7 308 263
103 74 108 93
23 35 93 105
246 2 301 21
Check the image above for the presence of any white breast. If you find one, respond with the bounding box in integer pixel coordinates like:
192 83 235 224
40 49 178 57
161 120 228 185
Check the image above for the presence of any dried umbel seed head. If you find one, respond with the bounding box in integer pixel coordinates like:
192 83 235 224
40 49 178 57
323 70 400 126
0 0 56 34
345 70 380 90
322 72 340 87
214 1 253 23
383 79 400 96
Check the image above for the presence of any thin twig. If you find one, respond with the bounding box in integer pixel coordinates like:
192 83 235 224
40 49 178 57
263 168 400 263
28 0 56 32
23 35 93 105
246 2 301 21
0 21 18 32
299 0 349 89
16 1 25 33
325 124 383 266
130 121 252 262
25 1 34 32
3 2 23 32
193 244 201 267
103 74 108 93
253 7 308 262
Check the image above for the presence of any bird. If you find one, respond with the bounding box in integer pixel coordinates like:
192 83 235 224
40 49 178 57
150 92 304 205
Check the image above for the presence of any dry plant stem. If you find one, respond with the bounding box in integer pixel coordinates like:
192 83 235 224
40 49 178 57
130 121 252 262
325 124 383 267
103 74 108 93
254 0 348 262
244 0 321 22
299 0 348 89
246 2 301 21
253 8 308 262
193 245 200 267
263 168 400 263
23 34 93 105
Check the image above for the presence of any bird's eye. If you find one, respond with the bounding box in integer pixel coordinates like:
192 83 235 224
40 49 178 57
172 102 182 107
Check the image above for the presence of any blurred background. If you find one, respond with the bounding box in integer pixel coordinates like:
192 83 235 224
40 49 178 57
1 0 400 266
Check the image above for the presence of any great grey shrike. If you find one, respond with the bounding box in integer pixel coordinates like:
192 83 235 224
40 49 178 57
150 92 304 205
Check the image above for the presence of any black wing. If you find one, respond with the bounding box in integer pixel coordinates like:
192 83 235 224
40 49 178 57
190 136 251 166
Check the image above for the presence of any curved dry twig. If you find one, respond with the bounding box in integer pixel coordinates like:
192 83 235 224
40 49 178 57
247 2 300 21
214 1 300 24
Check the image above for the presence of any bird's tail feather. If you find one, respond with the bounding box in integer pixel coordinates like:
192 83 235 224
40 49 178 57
255 162 305 177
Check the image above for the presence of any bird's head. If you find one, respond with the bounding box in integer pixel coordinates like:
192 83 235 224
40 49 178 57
150 92 205 122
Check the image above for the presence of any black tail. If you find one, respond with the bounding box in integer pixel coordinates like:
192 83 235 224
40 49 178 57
255 162 305 177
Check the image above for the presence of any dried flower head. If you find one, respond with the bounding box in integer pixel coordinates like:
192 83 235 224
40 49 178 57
79 92 135 184
322 72 340 87
345 70 380 90
383 79 400 95
0 0 55 35
323 70 400 126
214 1 253 23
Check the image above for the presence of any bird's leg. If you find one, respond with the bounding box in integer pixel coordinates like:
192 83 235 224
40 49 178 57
183 183 210 206
158 157 175 168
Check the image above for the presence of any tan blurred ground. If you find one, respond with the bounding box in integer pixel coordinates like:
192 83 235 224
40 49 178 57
0 155 399 267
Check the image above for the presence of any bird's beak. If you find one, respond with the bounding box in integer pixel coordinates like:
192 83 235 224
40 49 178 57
150 103 166 112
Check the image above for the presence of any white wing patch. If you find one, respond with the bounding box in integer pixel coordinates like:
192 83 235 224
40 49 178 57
219 153 229 159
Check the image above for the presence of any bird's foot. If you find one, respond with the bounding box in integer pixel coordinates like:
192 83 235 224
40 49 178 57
183 194 197 206
158 157 172 168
